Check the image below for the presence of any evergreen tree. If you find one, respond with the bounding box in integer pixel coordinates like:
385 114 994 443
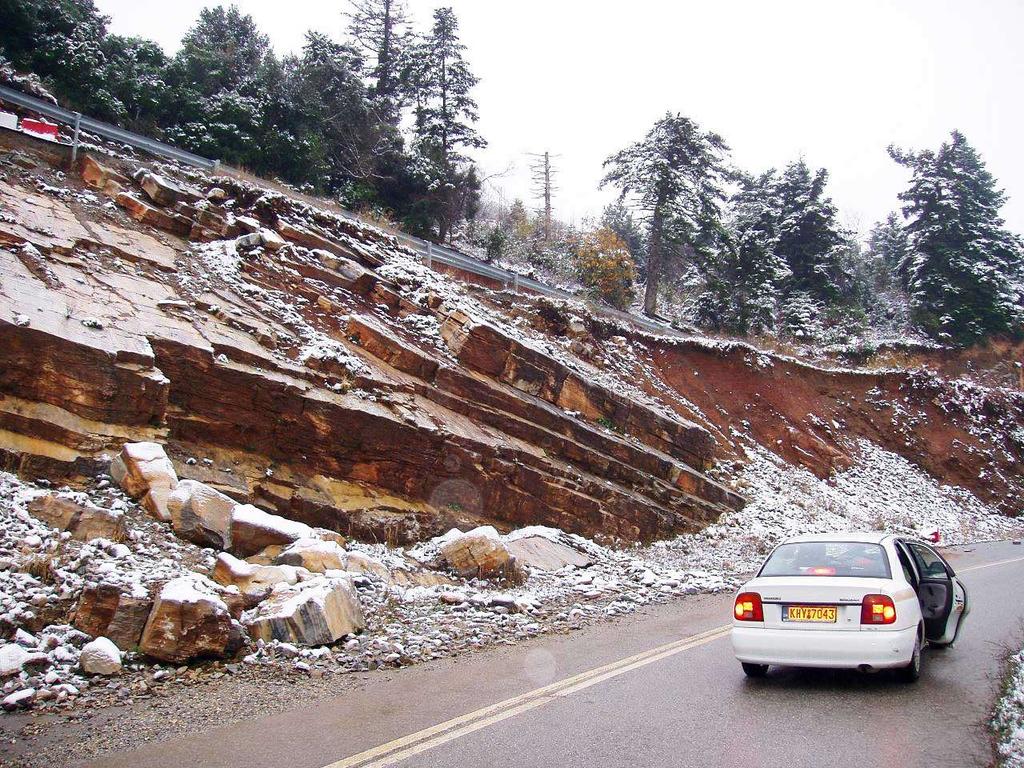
600 113 729 317
99 36 169 132
0 0 118 118
696 172 790 335
865 212 911 290
273 32 389 195
345 0 410 126
774 159 853 306
780 291 824 339
162 6 282 167
890 131 1024 344
507 198 532 239
408 7 486 242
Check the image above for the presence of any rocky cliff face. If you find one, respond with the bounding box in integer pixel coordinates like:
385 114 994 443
0 141 744 544
1 135 1021 552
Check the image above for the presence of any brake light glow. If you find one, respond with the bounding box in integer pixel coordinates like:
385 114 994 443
860 594 897 625
808 566 836 576
734 592 764 622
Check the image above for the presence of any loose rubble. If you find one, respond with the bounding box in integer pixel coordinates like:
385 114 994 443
1 427 1021 720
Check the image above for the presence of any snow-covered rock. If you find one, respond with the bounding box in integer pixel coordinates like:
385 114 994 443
212 552 307 600
275 538 346 573
73 582 153 651
505 534 592 572
111 442 179 522
27 494 125 542
139 575 243 663
0 643 45 677
243 575 365 646
79 637 122 676
2 688 36 710
343 552 391 581
167 479 235 550
229 504 316 557
438 527 520 581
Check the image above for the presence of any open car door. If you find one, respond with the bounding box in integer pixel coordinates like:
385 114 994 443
903 540 969 646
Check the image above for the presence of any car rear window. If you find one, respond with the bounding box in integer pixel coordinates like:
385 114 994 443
758 542 892 578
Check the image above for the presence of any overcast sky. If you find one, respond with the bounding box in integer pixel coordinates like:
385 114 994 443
95 0 1024 237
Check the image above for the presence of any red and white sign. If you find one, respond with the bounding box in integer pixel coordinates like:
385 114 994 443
0 111 18 131
21 118 60 142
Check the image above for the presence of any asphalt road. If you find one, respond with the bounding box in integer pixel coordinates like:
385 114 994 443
83 540 1024 768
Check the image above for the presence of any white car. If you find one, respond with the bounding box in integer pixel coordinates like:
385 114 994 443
731 532 969 682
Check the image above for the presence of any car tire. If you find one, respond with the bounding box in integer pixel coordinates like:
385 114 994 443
896 632 923 683
741 662 769 678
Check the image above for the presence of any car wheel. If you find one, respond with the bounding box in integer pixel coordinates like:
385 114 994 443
741 662 769 678
896 632 923 683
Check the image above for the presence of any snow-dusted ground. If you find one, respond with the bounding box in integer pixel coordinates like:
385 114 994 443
995 650 1024 768
645 439 1021 581
1 428 1021 713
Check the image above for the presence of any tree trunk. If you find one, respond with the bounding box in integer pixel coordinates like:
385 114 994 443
643 213 663 316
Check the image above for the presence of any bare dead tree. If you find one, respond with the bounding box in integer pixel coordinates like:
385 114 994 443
528 151 559 243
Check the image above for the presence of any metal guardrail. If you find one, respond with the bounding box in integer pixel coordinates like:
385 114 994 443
391 230 681 337
0 84 679 339
0 84 219 171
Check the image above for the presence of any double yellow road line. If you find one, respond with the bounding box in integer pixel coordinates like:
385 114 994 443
324 551 1024 768
323 624 732 768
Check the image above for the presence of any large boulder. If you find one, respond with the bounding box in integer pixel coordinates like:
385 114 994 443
27 494 125 542
73 582 152 651
440 527 521 581
139 575 244 663
274 538 346 573
505 534 592 572
212 552 307 602
243 576 365 646
111 442 179 522
79 637 122 676
167 480 234 550
229 505 316 558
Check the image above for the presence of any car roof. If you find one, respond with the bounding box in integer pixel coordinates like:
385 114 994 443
780 532 893 545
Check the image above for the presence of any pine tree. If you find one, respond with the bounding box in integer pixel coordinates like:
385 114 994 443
162 6 282 166
507 199 532 240
345 0 410 126
696 172 790 335
866 212 911 289
408 7 486 242
272 32 385 195
0 0 116 118
600 113 730 317
780 291 824 339
98 36 168 131
890 131 1024 344
774 159 853 306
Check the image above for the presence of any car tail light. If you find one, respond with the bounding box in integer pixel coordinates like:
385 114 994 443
861 594 897 625
734 592 764 622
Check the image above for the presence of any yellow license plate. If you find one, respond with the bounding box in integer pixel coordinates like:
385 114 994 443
785 605 837 623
